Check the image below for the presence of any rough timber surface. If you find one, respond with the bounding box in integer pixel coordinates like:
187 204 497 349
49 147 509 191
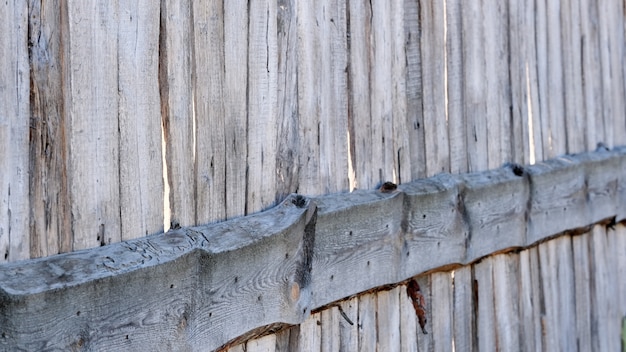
1 148 626 350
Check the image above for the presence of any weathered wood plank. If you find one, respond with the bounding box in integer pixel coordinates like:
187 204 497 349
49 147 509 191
462 166 528 260
0 196 315 351
525 157 586 244
310 190 404 308
160 0 196 227
66 1 122 250
391 0 411 183
338 297 358 351
589 225 611 352
275 0 299 203
446 0 467 175
403 0 427 180
117 1 164 239
474 257 496 351
452 267 474 352
399 282 419 352
554 236 576 351
400 174 467 275
193 0 227 224
493 254 520 351
318 0 350 194
545 0 566 157
370 0 395 185
518 247 542 352
27 0 72 258
461 0 488 172
572 231 592 352
1 148 626 349
421 0 449 176
247 334 277 352
347 0 374 189
320 306 340 352
415 275 433 351
431 272 453 352
247 0 278 213
224 0 250 219
377 287 401 352
0 0 30 262
298 313 321 352
357 292 377 352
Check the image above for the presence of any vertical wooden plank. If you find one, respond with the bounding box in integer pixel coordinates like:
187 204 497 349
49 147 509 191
275 325 300 351
507 0 530 165
404 0 427 179
0 0 29 262
416 275 433 351
518 247 543 351
474 257 495 351
339 297 359 351
321 306 340 352
275 0 299 202
228 343 246 352
247 0 278 213
118 2 164 239
224 0 249 219
524 0 543 164
605 225 623 352
160 0 195 227
27 0 72 258
400 283 419 352
596 0 616 146
572 232 592 352
579 0 602 150
296 0 321 194
589 225 611 352
484 0 511 169
193 0 226 224
461 0 488 172
370 0 395 185
247 334 277 352
617 225 626 318
391 0 411 183
555 236 577 351
560 0 585 153
358 292 377 352
67 1 121 250
299 312 322 352
545 0 566 157
446 0 466 174
453 267 474 352
421 0 449 176
493 254 521 351
319 0 349 194
377 288 401 352
533 0 552 159
539 239 562 351
605 0 626 145
431 272 453 352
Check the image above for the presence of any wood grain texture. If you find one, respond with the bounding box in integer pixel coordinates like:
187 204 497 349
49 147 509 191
0 0 30 262
1 148 626 349
377 287 401 352
518 247 543 352
117 2 164 240
0 195 315 351
193 0 227 224
66 1 122 250
452 266 474 352
27 0 72 258
431 272 453 352
160 0 196 227
357 292 377 352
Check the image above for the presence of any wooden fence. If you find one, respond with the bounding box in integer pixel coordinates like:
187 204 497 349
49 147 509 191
1 0 626 351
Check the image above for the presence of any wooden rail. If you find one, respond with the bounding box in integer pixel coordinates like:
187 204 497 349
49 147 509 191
1 147 625 351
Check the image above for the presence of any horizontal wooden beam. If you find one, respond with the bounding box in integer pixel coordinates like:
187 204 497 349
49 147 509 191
1 147 625 351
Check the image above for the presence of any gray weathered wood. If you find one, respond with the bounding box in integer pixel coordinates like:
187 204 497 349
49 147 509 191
27 0 72 258
0 0 30 262
0 195 315 351
474 257 496 351
518 247 543 352
452 267 474 352
357 292 377 352
117 2 164 240
431 272 453 352
377 287 401 352
1 148 626 350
